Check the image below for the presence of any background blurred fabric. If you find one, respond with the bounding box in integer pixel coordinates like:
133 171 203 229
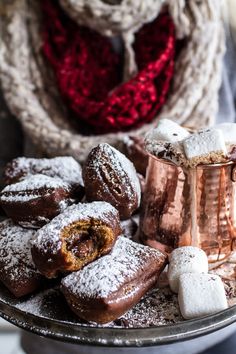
0 17 236 354
217 26 236 123
0 95 23 191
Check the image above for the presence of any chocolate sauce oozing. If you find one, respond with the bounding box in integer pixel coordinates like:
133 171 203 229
65 229 99 259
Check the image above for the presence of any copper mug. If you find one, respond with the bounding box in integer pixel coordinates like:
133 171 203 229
140 154 236 262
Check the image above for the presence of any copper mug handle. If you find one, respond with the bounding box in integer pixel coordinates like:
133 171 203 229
231 164 236 182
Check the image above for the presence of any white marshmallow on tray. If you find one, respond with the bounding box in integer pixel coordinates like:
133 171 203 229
183 128 228 167
168 246 208 293
146 119 190 143
214 123 236 145
178 273 228 319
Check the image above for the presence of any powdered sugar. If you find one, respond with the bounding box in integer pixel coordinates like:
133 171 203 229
15 288 62 318
12 285 182 327
62 236 165 298
32 202 119 255
6 156 83 186
0 174 70 202
117 287 182 327
0 219 39 281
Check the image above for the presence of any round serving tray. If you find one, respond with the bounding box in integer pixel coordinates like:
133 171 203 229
0 283 236 347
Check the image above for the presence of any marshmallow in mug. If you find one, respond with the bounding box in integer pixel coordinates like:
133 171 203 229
178 273 228 319
214 123 236 145
168 246 208 293
145 119 190 166
183 128 228 168
146 118 190 143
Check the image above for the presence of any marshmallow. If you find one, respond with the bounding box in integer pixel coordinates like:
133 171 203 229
178 273 228 319
145 139 188 167
215 123 236 145
183 128 227 167
168 246 208 293
146 119 190 143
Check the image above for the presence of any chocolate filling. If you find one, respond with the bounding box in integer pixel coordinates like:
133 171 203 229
65 228 99 259
61 221 114 273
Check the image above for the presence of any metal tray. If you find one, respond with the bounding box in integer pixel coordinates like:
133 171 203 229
0 283 236 347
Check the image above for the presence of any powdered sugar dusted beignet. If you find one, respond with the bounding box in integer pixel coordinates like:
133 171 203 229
4 156 84 199
31 202 122 278
168 246 208 293
183 129 228 167
0 174 75 228
61 236 167 324
82 143 141 220
0 220 43 297
178 273 228 319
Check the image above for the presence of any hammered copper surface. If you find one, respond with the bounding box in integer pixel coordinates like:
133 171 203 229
140 157 191 253
140 156 236 261
196 163 236 261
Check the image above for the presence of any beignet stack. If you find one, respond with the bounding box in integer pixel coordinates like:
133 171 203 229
0 174 75 228
0 156 84 228
0 147 168 324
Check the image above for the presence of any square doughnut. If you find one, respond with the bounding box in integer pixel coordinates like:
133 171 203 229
61 236 167 324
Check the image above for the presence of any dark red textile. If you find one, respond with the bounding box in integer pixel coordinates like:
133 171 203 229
42 1 176 133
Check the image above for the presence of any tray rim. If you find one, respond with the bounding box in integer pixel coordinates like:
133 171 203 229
0 293 236 347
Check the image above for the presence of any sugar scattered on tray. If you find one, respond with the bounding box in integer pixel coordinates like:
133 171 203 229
116 287 182 327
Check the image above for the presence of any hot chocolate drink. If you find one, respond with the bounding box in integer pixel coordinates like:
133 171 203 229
141 120 236 262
